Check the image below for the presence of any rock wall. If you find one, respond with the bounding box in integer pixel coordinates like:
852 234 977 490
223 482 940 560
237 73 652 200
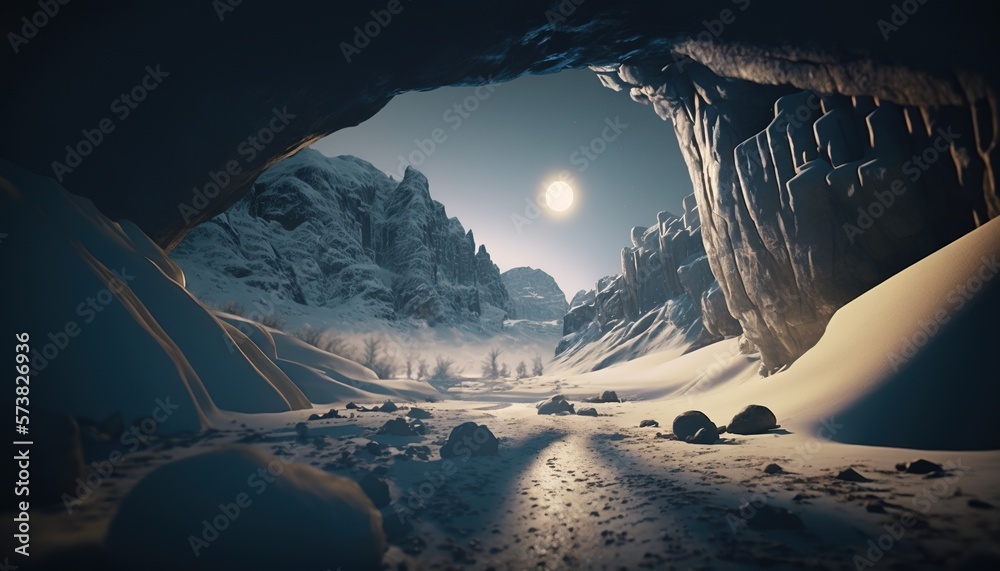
3 1 997 249
605 59 996 372
172 149 512 327
558 192 739 362
501 267 570 321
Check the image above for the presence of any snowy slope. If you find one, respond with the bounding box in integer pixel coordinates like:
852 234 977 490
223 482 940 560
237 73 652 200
0 160 439 432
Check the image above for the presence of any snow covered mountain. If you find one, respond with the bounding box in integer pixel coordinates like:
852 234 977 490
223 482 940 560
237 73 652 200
501 267 569 321
171 149 513 330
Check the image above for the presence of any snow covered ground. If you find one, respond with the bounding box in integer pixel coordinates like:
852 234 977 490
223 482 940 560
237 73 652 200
5 171 999 568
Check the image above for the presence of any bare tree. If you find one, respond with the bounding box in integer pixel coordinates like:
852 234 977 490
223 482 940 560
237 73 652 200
481 347 503 379
416 357 429 381
404 347 419 379
498 362 509 378
219 300 247 316
433 355 458 380
516 360 528 379
362 335 382 371
295 324 326 347
532 355 544 377
259 313 286 330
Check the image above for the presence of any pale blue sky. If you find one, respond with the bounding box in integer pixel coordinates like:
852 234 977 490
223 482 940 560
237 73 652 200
312 69 693 297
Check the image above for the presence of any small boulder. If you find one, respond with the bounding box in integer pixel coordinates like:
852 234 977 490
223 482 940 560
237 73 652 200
408 419 428 435
600 390 621 403
686 425 719 444
376 418 417 437
440 422 499 459
763 463 784 474
537 395 575 415
672 410 715 442
577 407 598 417
895 459 943 475
379 400 399 413
365 441 383 456
727 405 778 435
294 422 309 441
345 402 359 409
639 419 659 428
407 408 433 419
836 467 871 482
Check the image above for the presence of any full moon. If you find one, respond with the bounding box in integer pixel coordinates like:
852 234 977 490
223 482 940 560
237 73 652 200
545 181 574 212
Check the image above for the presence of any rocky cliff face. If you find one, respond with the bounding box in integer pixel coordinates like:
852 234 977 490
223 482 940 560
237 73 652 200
501 267 569 321
602 59 994 373
172 149 512 328
557 193 740 367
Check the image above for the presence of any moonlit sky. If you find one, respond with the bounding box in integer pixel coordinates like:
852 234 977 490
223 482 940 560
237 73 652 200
312 69 693 299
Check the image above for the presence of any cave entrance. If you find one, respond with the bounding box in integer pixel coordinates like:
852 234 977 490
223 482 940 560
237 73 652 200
169 68 706 379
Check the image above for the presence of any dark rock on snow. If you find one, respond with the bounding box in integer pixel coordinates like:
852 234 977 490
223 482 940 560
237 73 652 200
687 425 719 444
727 404 778 435
577 407 599 417
537 395 575 415
763 463 784 474
895 459 943 474
836 467 872 482
376 418 418 437
440 422 500 459
672 410 715 442
639 419 659 428
407 407 433 419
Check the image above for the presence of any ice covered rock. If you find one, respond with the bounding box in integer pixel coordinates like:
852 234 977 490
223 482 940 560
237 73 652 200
104 447 385 570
